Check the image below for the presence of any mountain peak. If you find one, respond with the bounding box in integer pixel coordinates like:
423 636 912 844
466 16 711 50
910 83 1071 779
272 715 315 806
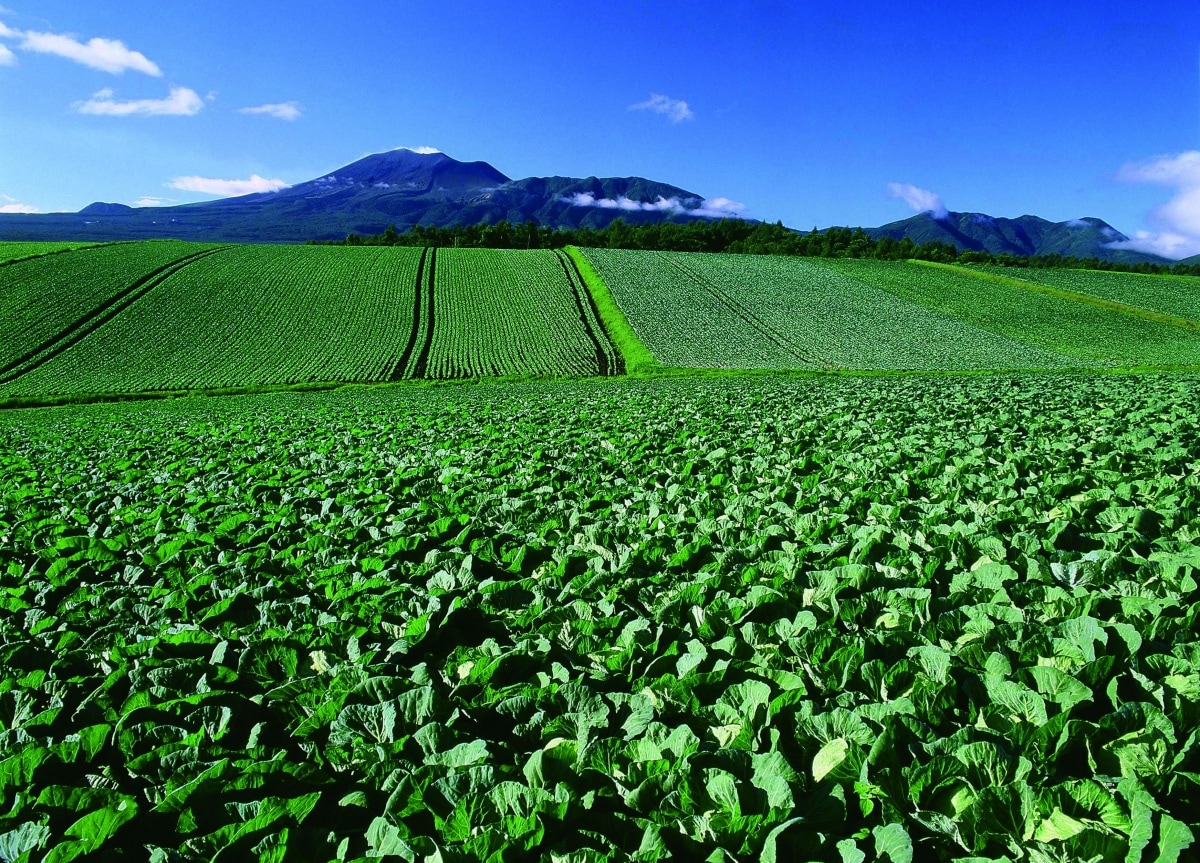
79 202 133 215
310 148 510 193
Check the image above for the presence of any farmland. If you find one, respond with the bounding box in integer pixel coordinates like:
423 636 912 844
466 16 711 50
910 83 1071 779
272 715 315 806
2 245 423 396
820 259 1200 368
0 244 617 399
2 373 1198 860
0 242 98 266
971 265 1200 325
580 248 814 369
425 249 620 378
0 241 216 381
581 249 1078 371
5 243 1200 400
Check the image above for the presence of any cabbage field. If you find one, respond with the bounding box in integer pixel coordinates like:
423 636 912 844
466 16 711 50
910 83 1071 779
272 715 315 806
0 242 217 382
0 242 99 266
0 244 618 400
969 266 1200 326
580 250 1076 371
2 373 1198 861
2 245 424 395
425 249 619 378
819 260 1200 369
5 242 1200 402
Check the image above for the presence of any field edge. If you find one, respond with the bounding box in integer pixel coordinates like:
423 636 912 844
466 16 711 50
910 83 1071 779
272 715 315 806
564 246 659 374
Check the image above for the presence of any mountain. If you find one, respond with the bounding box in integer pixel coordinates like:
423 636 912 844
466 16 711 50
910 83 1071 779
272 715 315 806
0 150 1180 263
0 149 721 243
861 211 1167 264
78 202 135 216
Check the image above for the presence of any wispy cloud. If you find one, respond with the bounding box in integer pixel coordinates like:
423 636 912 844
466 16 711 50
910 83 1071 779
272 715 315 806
394 146 441 155
76 86 203 116
238 101 302 121
629 93 694 123
131 196 174 208
887 182 949 220
0 42 13 66
1106 151 1200 260
0 193 36 213
17 29 161 75
563 192 746 219
169 174 290 197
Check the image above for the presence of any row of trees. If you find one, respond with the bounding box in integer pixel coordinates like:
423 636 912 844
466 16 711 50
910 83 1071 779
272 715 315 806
312 219 1200 276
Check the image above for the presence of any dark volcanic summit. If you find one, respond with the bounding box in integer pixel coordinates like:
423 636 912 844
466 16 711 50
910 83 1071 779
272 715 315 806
310 149 512 194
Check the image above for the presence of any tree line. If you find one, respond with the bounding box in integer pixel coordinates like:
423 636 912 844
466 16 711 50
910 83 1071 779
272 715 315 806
310 219 1200 276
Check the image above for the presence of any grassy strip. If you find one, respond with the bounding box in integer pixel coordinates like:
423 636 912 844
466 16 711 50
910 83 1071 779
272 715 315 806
564 246 659 374
914 259 1200 331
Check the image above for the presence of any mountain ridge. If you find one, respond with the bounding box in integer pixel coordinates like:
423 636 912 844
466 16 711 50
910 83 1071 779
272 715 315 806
0 149 1177 262
857 210 1163 264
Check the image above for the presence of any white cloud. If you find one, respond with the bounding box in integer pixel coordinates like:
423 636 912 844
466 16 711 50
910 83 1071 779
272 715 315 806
132 196 172 207
1111 229 1200 260
563 192 746 219
239 101 302 121
629 93 694 123
0 42 13 65
19 30 161 75
77 86 203 116
1106 151 1200 260
887 182 949 220
691 197 749 218
169 174 290 197
0 193 37 213
394 146 441 154
0 20 17 39
1116 151 1200 187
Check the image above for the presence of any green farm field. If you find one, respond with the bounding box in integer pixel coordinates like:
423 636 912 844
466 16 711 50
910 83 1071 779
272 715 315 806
0 241 99 266
580 249 1077 371
0 243 616 400
3 241 1200 860
2 373 1199 860
6 242 1200 403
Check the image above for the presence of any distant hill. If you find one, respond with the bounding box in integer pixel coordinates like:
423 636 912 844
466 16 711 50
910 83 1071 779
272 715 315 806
0 149 724 243
861 211 1167 264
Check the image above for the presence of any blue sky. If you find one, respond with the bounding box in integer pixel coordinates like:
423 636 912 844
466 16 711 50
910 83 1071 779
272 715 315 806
2 1 1200 256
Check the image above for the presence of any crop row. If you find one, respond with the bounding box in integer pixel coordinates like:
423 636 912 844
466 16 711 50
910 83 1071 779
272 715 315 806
667 252 1074 371
0 246 425 396
583 248 1200 372
0 241 210 376
1 373 1197 860
427 248 616 378
825 259 1200 368
971 265 1200 325
581 247 813 369
0 244 622 397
